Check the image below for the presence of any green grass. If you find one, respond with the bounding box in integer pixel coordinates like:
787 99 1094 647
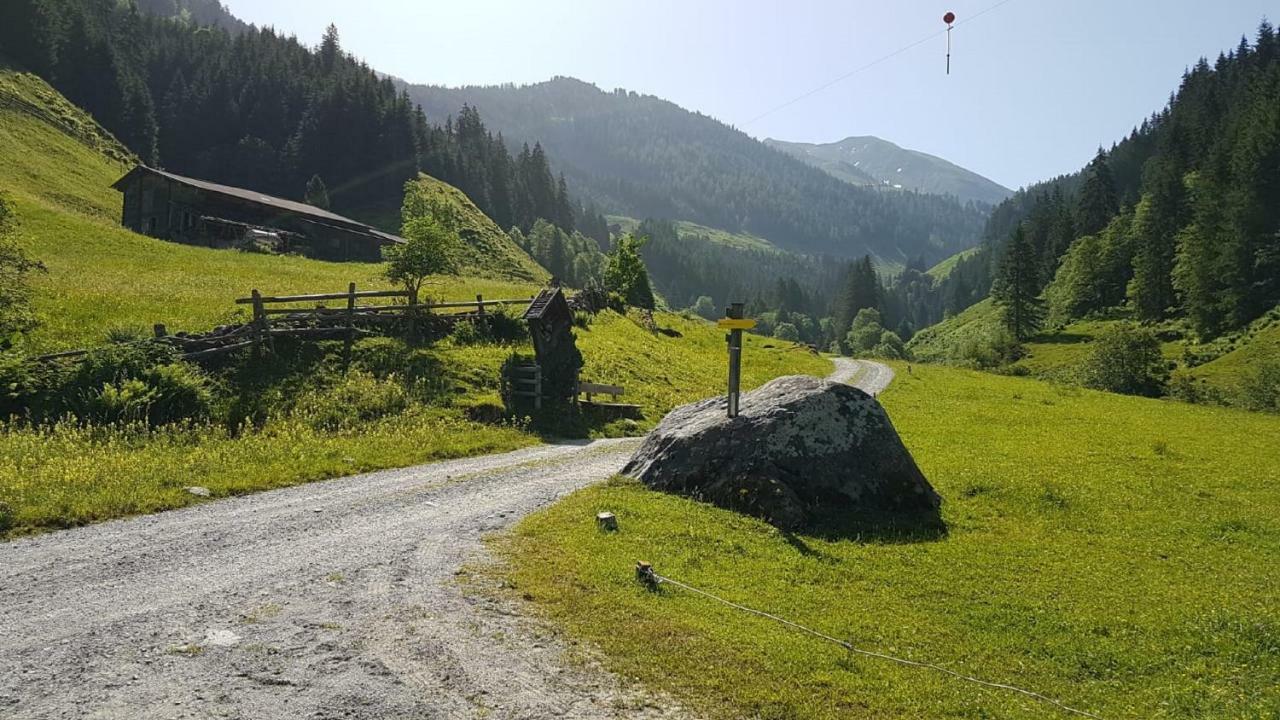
1184 310 1280 388
906 297 1003 364
577 310 832 426
926 247 980 280
499 363 1280 719
0 408 534 535
607 215 781 253
1019 318 1183 382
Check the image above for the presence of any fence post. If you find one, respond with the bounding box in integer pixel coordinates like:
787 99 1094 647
343 282 357 372
251 289 266 356
476 293 485 316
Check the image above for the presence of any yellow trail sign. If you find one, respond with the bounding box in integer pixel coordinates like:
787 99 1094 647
717 318 756 330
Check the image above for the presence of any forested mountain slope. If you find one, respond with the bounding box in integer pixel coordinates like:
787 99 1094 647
0 0 584 238
765 136 1012 207
133 0 249 33
407 77 987 265
914 21 1280 350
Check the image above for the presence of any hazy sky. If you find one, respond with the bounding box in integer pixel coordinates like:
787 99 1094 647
221 0 1273 190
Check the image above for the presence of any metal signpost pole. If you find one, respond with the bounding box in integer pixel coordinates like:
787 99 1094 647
725 303 744 418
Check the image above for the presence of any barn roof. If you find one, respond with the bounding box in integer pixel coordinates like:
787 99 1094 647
112 166 403 242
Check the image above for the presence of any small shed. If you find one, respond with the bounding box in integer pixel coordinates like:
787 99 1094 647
111 165 404 262
523 287 583 401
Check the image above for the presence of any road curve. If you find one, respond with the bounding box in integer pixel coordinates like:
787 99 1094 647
0 358 892 720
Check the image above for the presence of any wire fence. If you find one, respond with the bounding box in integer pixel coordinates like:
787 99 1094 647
637 563 1105 720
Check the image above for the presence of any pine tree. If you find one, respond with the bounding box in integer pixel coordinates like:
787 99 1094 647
992 226 1045 340
1076 149 1120 237
319 24 341 74
304 174 331 210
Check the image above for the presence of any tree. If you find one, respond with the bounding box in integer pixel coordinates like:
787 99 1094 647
1079 323 1169 397
304 174 331 210
992 226 1045 340
0 194 45 346
691 295 717 320
834 256 881 348
1127 159 1185 321
773 322 799 342
1076 149 1119 237
384 215 458 307
604 233 655 310
871 330 907 359
845 308 884 355
319 24 341 73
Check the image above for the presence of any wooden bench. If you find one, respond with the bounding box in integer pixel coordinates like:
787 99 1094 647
576 381 642 417
578 381 625 403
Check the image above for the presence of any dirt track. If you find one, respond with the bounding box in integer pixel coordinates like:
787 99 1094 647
0 359 889 719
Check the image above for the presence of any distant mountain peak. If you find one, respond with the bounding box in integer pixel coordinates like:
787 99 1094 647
764 136 1011 207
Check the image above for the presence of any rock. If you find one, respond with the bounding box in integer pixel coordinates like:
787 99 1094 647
184 486 211 498
203 629 241 648
622 375 940 529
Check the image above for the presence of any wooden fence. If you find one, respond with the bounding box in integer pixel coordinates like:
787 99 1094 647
34 285 536 363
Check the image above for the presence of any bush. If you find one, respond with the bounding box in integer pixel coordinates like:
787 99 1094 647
449 319 483 345
846 308 884 355
1079 323 1169 397
956 327 1024 370
773 322 799 342
869 330 907 360
293 370 410 432
84 362 213 427
691 296 717 321
1237 359 1280 413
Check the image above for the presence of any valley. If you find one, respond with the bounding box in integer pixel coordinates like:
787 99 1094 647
0 2 1278 719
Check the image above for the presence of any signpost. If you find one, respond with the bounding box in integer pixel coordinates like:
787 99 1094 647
717 303 755 418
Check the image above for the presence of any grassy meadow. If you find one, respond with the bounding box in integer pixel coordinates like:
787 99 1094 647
499 363 1280 719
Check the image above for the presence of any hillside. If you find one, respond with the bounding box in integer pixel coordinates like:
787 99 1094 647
0 62 543 352
765 136 1012 207
401 174 548 283
406 77 987 266
922 23 1280 347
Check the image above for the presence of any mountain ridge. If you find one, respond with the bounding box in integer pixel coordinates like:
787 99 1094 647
404 76 987 266
764 136 1012 207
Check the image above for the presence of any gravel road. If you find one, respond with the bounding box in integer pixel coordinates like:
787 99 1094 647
0 358 891 720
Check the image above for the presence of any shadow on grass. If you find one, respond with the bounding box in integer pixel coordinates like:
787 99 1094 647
515 399 649 441
797 504 948 545
1031 331 1092 345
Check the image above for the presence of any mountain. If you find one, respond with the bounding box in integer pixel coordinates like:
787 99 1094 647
764 136 1012 207
405 77 987 266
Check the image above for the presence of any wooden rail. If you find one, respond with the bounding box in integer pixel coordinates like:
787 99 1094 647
31 285 539 365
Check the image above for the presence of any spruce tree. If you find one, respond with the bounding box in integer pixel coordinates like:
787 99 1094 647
304 174 331 210
1076 149 1120 237
992 226 1045 340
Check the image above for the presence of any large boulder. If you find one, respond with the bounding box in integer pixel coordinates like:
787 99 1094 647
622 375 940 529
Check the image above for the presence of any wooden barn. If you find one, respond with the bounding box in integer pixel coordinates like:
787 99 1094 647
112 166 404 262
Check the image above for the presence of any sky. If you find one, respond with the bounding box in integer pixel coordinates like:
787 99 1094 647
221 0 1274 190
